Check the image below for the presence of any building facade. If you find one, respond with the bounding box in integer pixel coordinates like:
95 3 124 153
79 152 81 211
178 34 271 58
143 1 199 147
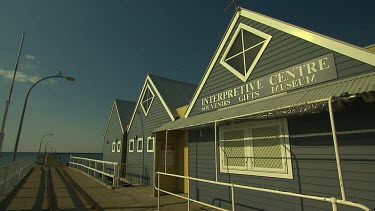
154 7 375 211
102 99 135 171
125 74 196 185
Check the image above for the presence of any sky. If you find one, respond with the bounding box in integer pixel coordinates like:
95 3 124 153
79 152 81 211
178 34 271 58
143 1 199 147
0 0 374 153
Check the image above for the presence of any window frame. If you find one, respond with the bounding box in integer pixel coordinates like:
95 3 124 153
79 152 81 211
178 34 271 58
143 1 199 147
219 119 293 179
116 141 121 152
147 136 154 152
111 141 116 152
137 138 143 152
129 139 134 152
140 84 155 116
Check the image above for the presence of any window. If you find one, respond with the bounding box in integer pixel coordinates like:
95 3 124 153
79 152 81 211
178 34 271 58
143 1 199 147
220 23 272 82
147 137 154 152
137 138 143 152
140 84 154 116
111 142 116 152
219 119 292 179
117 141 121 152
129 139 134 152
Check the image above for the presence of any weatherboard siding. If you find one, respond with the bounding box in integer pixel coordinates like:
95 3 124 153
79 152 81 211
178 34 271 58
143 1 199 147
189 105 375 210
103 106 123 165
189 16 375 116
127 85 172 186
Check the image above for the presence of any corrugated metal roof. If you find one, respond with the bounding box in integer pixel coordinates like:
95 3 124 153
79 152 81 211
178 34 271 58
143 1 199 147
148 74 196 117
155 72 375 132
115 99 136 130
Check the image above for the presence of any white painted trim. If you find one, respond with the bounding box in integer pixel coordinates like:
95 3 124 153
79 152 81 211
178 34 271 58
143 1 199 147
185 7 375 118
239 8 375 66
114 101 125 134
140 83 155 116
128 77 149 132
129 139 135 152
116 141 121 152
111 141 116 153
147 136 154 152
147 75 175 121
103 101 116 138
185 12 240 118
137 138 143 153
219 23 272 82
218 119 293 179
127 75 175 133
289 128 375 138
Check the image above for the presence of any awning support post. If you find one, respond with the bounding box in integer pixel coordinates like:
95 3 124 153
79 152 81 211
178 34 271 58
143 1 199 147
328 96 346 201
214 121 218 182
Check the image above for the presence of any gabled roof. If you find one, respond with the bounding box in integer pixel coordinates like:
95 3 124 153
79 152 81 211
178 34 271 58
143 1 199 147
103 99 136 137
128 74 196 129
148 74 196 117
184 7 375 118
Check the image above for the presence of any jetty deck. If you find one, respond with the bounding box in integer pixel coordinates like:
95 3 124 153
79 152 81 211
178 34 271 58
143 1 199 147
1 158 217 211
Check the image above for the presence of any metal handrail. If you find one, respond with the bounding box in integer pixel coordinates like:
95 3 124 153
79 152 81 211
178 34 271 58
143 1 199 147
0 156 35 200
155 171 371 211
68 155 119 188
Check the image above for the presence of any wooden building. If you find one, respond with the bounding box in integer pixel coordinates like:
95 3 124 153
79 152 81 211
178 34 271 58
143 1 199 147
102 99 135 173
124 74 196 185
154 7 375 211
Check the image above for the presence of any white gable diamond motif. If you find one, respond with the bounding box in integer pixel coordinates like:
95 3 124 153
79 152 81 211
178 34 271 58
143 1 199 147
140 84 155 116
220 23 272 82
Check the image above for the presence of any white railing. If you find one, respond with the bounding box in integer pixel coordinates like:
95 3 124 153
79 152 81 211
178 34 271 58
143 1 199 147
0 156 35 202
69 155 120 188
155 172 371 211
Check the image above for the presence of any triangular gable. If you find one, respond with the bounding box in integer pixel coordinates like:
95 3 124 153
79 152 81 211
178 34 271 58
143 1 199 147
185 7 375 118
127 74 175 130
103 100 123 137
103 99 136 137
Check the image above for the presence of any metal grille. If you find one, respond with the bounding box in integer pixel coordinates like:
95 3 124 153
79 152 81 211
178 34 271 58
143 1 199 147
222 130 246 167
252 125 283 169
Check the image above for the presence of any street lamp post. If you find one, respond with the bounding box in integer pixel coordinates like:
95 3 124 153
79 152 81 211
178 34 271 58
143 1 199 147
0 33 25 156
37 133 53 161
11 73 75 162
44 140 53 165
44 140 53 154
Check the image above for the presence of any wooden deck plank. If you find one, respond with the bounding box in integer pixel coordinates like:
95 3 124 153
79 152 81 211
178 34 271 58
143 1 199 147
5 166 48 211
65 166 218 210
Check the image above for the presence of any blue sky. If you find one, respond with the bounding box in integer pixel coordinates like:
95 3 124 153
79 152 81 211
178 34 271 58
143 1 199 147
0 0 373 153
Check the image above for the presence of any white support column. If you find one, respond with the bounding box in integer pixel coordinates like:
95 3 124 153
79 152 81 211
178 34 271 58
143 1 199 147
214 121 218 182
328 96 346 201
94 161 97 178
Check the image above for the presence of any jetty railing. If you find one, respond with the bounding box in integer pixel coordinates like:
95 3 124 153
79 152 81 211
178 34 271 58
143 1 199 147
154 171 371 211
69 155 119 188
0 156 35 201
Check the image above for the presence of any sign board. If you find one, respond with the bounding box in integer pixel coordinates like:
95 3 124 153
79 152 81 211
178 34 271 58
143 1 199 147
199 53 337 112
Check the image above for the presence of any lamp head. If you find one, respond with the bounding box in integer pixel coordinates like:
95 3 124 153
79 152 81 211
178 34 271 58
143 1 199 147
64 77 75 82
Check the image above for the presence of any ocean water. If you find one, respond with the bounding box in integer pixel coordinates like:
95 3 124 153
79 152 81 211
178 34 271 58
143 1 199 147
0 152 102 167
